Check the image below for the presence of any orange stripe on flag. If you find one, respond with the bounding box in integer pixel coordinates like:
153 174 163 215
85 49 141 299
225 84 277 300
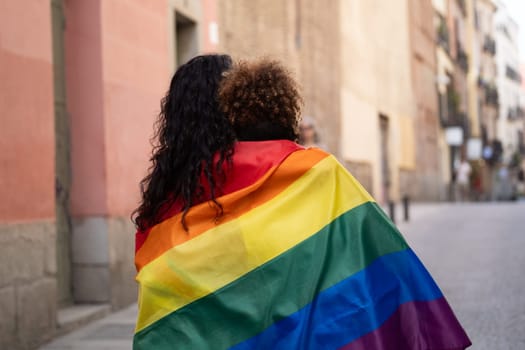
135 148 329 272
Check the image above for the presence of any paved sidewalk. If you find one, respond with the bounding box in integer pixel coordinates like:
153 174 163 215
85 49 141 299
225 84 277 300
39 304 137 350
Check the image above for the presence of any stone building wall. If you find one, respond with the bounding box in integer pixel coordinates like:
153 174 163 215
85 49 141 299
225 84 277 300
217 0 341 156
0 1 58 348
409 0 444 200
216 0 445 202
0 223 57 349
339 0 416 202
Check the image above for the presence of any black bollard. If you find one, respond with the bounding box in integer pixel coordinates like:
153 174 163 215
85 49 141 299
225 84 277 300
388 201 395 224
402 195 410 222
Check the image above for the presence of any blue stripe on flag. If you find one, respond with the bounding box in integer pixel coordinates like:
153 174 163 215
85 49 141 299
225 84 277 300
231 249 442 350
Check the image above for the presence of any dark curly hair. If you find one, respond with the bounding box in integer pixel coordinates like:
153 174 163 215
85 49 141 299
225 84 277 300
218 59 302 141
133 54 235 231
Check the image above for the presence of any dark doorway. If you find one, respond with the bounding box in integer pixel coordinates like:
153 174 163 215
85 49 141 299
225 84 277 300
175 11 198 68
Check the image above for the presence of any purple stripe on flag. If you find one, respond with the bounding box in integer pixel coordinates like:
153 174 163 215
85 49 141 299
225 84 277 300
339 298 471 350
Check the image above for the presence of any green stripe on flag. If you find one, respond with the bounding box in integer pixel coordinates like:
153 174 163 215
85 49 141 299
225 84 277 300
133 202 408 350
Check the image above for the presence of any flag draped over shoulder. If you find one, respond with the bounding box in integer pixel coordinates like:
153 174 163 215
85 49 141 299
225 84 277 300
133 140 471 350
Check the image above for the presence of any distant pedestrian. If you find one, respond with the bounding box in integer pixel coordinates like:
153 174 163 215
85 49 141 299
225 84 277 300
518 167 525 198
493 164 513 200
299 116 316 145
299 116 328 149
456 158 472 201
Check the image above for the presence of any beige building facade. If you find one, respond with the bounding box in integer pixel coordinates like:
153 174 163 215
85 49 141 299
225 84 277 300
433 0 457 195
473 0 499 198
217 0 443 203
339 0 417 203
432 0 499 199
217 0 342 158
476 0 499 143
409 0 443 200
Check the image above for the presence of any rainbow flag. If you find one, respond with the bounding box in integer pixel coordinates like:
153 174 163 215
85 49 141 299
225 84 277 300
134 140 471 349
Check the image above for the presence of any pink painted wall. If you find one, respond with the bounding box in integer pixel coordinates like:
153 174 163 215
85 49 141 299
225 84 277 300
100 0 171 217
1 0 205 221
0 0 55 222
65 0 108 217
65 0 171 218
202 0 219 53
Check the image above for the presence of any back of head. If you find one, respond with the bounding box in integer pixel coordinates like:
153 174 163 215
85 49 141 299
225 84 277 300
134 54 235 231
218 59 302 142
162 54 233 148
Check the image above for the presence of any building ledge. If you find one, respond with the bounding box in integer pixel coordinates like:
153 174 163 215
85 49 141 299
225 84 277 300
56 304 111 337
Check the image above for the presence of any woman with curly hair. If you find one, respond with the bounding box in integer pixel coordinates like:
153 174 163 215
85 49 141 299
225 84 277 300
133 54 236 250
133 58 471 350
218 59 302 142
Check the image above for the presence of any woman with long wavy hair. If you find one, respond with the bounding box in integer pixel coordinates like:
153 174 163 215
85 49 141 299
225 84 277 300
133 54 235 251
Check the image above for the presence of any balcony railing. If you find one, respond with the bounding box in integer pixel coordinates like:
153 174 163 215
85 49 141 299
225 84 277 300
438 93 448 127
436 18 450 52
483 35 496 56
484 84 499 107
438 89 470 135
450 112 470 138
478 76 486 88
508 106 524 120
446 111 468 127
456 44 469 72
506 65 522 83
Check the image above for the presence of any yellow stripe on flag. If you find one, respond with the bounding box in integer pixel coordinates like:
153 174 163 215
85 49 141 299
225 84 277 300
135 156 373 332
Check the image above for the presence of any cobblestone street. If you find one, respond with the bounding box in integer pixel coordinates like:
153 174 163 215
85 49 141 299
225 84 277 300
398 202 525 350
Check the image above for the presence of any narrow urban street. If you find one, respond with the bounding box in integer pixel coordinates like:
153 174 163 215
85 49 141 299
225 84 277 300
40 202 525 349
398 201 525 349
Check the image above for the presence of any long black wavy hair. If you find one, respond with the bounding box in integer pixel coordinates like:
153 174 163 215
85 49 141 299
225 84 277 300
133 54 235 231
